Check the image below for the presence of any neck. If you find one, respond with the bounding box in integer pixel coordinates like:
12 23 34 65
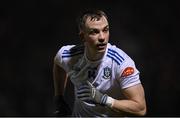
85 47 105 61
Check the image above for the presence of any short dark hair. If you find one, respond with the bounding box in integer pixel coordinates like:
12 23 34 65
77 9 108 31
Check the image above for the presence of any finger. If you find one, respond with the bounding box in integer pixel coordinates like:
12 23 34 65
77 93 90 98
77 88 90 94
77 85 90 90
80 96 91 102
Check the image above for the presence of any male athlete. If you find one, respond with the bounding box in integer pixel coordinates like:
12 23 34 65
53 9 147 117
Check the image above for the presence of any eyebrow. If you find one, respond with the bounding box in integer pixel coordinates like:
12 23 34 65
103 25 109 29
88 25 109 31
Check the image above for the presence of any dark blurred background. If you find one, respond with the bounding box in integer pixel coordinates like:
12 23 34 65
0 0 179 116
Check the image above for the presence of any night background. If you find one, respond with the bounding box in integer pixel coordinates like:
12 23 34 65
0 0 179 116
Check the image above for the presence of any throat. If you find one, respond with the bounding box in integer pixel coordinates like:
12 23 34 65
85 48 105 61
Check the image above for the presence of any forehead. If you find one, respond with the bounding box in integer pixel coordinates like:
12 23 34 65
84 16 109 29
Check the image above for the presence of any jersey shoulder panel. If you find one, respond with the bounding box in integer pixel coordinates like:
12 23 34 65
107 44 141 89
107 43 140 85
54 44 84 71
106 43 128 66
61 44 84 58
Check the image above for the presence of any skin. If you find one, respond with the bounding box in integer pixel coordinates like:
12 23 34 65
80 15 146 116
53 15 147 116
112 84 147 116
80 16 109 61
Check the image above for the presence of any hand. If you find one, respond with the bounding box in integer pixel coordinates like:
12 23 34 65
77 81 108 105
53 95 72 116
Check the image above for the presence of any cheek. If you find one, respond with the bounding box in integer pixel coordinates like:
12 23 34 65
85 36 97 44
105 32 110 39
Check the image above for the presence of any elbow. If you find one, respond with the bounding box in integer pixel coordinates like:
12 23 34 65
136 105 147 116
138 107 146 116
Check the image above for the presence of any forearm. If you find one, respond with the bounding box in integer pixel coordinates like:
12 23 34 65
53 64 71 116
53 64 67 96
110 98 146 116
53 77 65 96
77 81 146 116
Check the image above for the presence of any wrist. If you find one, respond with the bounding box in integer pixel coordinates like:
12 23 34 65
105 96 115 108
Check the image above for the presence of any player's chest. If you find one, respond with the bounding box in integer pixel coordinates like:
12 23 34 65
69 59 115 88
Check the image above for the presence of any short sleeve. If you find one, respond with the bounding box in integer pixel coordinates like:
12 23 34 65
117 56 141 89
54 46 66 70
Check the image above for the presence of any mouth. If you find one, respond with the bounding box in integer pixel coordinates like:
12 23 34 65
96 43 107 50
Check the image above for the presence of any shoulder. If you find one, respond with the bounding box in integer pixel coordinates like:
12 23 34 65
54 44 84 67
106 43 130 65
107 44 141 87
57 44 84 58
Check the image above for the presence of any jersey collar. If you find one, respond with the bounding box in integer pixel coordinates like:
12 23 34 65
84 43 109 64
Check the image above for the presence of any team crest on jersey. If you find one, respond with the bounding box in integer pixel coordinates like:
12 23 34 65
103 66 111 79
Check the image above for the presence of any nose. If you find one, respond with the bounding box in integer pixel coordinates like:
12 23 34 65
98 32 105 43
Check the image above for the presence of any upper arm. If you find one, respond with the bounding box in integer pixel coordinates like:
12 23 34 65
53 63 67 81
53 46 68 84
53 61 68 96
122 84 146 112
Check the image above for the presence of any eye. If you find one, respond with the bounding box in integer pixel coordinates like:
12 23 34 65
89 29 99 35
103 27 109 32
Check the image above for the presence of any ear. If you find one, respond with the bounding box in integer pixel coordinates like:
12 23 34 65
79 31 85 42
